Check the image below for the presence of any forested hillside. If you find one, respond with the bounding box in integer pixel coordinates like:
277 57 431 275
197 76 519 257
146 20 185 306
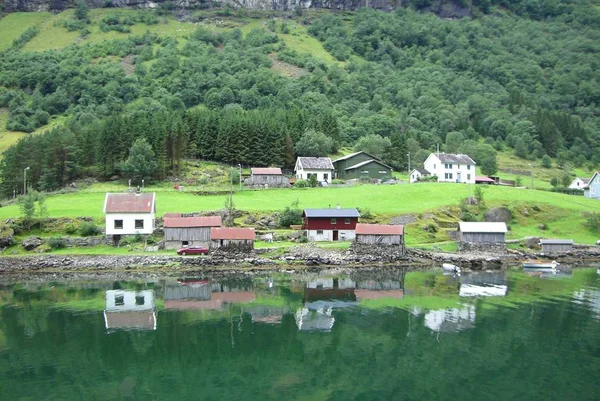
0 1 599 196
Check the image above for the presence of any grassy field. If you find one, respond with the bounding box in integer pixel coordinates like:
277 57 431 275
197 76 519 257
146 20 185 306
0 110 68 156
0 12 53 51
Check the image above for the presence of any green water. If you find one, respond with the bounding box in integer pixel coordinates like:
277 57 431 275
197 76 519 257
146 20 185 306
0 269 599 401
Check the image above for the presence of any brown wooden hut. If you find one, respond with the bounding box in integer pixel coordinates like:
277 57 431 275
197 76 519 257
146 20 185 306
163 215 222 249
210 227 255 251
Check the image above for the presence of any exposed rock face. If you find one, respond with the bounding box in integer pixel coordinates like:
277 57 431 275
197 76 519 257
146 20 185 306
3 0 472 17
21 236 43 251
0 227 15 249
484 207 512 223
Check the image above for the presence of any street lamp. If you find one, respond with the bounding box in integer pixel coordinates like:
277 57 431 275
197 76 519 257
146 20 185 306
237 164 242 190
23 167 30 195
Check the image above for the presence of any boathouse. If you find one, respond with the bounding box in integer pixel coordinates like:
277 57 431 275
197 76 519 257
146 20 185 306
355 223 405 253
163 215 222 249
210 227 255 251
458 222 507 244
539 239 574 254
302 208 360 241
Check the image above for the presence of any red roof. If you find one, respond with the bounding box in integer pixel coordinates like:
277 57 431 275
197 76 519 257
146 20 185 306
210 227 255 240
355 223 404 235
251 167 282 175
475 176 495 183
164 216 222 228
104 193 155 213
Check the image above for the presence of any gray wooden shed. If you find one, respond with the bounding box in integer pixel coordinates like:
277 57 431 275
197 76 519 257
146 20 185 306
458 222 507 244
249 168 290 187
355 224 405 254
539 239 574 254
163 215 222 249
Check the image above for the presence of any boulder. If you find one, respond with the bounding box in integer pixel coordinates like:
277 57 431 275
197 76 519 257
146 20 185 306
485 207 512 223
0 225 15 248
22 236 43 251
525 237 541 249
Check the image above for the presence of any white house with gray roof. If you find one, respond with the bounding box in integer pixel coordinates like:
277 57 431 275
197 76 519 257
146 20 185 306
295 157 334 184
424 153 476 184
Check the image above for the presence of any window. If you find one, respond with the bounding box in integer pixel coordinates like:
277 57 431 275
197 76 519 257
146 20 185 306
114 220 123 230
182 241 189 246
467 174 471 180
344 218 351 224
361 170 369 174
324 173 328 181
445 173 453 180
115 295 124 306
467 165 471 170
433 164 436 169
445 163 453 169
135 295 145 306
379 170 387 174
307 173 313 179
135 219 144 229
316 230 324 235
331 218 337 224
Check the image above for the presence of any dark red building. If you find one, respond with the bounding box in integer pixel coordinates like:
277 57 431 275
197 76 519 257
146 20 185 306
302 208 360 241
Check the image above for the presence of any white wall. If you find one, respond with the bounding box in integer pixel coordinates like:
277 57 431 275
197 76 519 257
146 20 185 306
105 290 155 311
410 171 422 183
424 155 475 184
296 169 333 183
569 178 585 189
307 229 356 242
105 213 155 235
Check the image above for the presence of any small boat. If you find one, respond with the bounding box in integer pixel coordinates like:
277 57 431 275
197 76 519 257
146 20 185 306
522 260 559 269
442 263 461 273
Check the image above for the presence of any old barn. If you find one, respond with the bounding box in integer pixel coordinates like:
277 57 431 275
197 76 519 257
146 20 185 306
163 215 222 249
210 227 255 251
249 167 290 187
540 239 574 254
355 224 405 253
458 222 507 244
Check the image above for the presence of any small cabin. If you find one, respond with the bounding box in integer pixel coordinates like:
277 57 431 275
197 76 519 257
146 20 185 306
249 167 290 187
409 168 431 183
302 208 360 241
539 239 574 254
458 222 507 244
355 223 405 253
163 215 222 249
210 227 255 251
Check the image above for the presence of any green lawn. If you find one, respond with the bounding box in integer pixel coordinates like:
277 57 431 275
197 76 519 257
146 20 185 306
0 12 53 51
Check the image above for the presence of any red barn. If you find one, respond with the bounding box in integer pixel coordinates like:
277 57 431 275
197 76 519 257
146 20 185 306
302 208 360 241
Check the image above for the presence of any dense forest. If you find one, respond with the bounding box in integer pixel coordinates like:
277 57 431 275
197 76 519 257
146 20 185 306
0 1 599 196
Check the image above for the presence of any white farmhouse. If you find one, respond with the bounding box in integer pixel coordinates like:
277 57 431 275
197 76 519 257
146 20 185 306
294 157 334 184
423 153 476 184
569 177 589 189
103 192 156 243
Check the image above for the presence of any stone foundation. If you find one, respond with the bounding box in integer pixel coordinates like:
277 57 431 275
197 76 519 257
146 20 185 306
459 242 507 253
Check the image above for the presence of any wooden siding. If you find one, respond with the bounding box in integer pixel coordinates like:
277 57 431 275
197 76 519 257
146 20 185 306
211 239 254 251
251 174 288 186
164 227 211 249
541 243 573 253
356 234 402 245
460 232 506 243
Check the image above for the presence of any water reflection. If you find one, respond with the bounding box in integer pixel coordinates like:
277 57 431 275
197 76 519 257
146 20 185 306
164 279 256 310
424 305 477 333
104 289 157 331
459 271 508 297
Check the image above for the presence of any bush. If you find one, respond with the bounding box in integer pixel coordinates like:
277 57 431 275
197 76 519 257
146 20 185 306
586 213 600 233
424 223 438 233
279 200 303 228
331 179 345 185
119 233 143 246
48 237 67 250
357 208 373 219
294 179 309 188
79 222 101 236
65 224 77 235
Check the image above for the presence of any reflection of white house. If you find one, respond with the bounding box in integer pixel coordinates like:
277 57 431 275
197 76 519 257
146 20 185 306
307 278 356 289
573 289 600 318
423 153 476 184
459 284 507 297
104 290 157 331
424 305 476 332
295 306 335 332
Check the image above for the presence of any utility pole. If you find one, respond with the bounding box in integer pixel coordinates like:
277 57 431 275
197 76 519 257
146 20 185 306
23 167 30 195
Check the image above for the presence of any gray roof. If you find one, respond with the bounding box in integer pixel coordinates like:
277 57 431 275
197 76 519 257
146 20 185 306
297 157 334 170
436 153 476 165
345 159 392 171
458 222 507 233
303 208 360 218
581 178 591 184
539 239 574 245
411 168 431 175
332 151 364 163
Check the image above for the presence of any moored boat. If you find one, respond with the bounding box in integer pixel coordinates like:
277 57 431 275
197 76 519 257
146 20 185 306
442 263 461 273
522 260 559 269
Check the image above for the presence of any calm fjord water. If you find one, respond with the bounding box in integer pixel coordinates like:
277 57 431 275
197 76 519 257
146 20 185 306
0 269 599 401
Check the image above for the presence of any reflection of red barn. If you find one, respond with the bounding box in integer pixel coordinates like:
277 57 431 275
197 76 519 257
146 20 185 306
355 290 404 300
165 292 256 310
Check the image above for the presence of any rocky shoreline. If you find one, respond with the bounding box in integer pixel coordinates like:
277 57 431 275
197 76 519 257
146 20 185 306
1 243 599 273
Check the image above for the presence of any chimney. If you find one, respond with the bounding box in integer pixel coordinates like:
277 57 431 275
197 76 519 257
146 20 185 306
336 204 341 209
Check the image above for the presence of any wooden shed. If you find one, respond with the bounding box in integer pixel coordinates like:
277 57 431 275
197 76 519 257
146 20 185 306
249 167 290 187
355 224 405 253
458 222 507 244
210 227 255 251
540 239 574 254
163 215 222 249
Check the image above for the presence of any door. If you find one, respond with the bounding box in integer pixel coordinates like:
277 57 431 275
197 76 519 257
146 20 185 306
333 230 339 241
457 172 461 183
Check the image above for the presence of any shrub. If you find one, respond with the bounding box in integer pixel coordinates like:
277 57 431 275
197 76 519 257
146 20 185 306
357 208 373 219
331 179 345 185
119 233 143 246
424 223 438 233
65 224 77 235
294 179 309 188
279 200 303 228
586 213 600 233
48 237 67 250
79 222 101 236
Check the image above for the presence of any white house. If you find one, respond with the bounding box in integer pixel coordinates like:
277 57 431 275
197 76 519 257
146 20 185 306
294 157 334 183
423 153 476 184
103 192 156 241
409 168 431 183
104 289 157 331
569 177 590 189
